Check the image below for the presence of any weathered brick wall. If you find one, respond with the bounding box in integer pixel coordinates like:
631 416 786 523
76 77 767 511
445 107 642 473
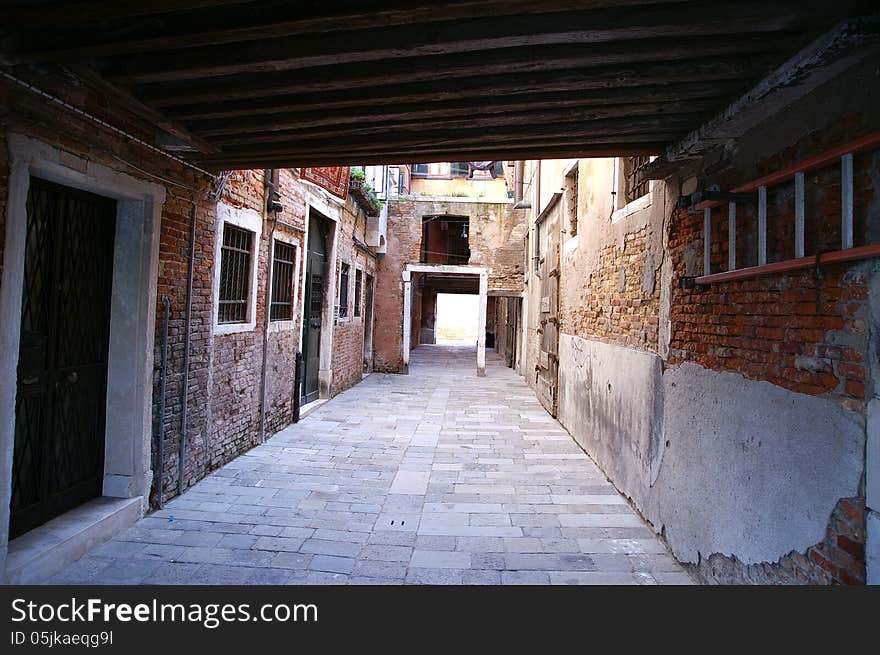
695 497 866 585
329 196 377 395
0 77 312 506
374 197 527 372
663 118 878 584
373 200 422 372
560 227 661 351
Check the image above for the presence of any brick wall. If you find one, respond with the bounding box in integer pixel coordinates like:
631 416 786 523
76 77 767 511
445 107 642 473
329 196 377 395
374 197 527 372
0 76 313 507
560 226 661 351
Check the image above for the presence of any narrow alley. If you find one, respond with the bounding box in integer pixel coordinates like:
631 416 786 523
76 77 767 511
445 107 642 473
46 346 689 586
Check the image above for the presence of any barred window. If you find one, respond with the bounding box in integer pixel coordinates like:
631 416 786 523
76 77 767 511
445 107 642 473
218 223 253 324
270 240 296 321
354 269 363 317
624 156 651 204
338 262 350 318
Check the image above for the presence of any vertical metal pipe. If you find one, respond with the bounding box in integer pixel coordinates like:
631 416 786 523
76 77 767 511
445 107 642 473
757 186 767 265
841 153 854 250
795 172 805 258
728 202 736 271
259 169 278 443
703 207 711 276
293 351 303 423
514 161 524 203
156 296 170 509
178 203 196 496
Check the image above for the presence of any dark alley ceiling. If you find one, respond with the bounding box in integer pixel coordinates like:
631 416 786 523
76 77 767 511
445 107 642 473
0 0 874 169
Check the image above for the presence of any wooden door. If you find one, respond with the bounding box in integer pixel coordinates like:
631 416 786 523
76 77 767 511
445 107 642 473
301 214 327 404
11 178 116 538
536 206 560 416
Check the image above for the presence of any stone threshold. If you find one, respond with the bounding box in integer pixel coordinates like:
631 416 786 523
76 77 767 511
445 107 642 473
4 496 142 584
299 398 329 419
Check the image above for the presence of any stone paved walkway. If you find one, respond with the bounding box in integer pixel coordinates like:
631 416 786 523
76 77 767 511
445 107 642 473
47 345 693 585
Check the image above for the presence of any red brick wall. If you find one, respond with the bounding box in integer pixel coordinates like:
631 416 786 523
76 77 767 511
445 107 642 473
666 129 878 584
329 196 377 395
560 226 661 351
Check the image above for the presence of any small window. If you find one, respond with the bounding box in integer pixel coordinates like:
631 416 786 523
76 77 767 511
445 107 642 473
624 156 651 204
338 262 350 318
354 269 363 317
450 162 470 178
493 161 504 178
565 166 578 237
270 240 296 321
218 224 254 324
412 163 429 177
534 222 542 276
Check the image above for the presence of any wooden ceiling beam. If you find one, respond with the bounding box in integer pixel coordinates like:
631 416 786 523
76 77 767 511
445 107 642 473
8 1 684 60
99 2 817 84
143 57 766 109
211 118 696 159
205 103 714 146
198 98 721 139
171 79 747 124
119 35 788 104
195 142 671 170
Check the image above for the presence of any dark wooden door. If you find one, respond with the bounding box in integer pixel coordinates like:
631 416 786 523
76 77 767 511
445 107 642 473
301 214 327 404
536 206 560 416
362 273 374 372
11 178 116 539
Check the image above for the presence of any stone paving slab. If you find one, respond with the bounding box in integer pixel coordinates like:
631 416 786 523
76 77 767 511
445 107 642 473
45 346 694 586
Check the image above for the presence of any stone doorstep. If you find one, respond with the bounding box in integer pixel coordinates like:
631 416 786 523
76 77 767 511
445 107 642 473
4 496 143 584
299 398 329 420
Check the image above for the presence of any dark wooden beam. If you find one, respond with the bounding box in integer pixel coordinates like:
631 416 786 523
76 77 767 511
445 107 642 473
210 117 696 159
99 2 820 84
198 98 720 140
2 0 250 26
172 79 747 124
143 57 766 109
194 142 670 170
8 1 684 60
206 103 713 146
117 35 788 105
65 65 219 154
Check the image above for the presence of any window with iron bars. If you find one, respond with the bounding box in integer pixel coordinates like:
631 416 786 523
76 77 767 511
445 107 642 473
354 268 363 317
218 223 253 324
338 262 350 318
270 240 296 321
624 156 651 204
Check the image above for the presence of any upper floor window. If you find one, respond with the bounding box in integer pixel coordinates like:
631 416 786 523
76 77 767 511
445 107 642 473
564 165 578 237
354 268 363 317
624 156 651 204
270 240 296 322
338 262 350 318
218 224 254 324
412 163 429 177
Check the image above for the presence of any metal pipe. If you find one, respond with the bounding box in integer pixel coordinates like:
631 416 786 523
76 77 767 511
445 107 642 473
514 161 524 202
156 296 170 509
292 351 303 423
259 169 279 443
178 203 196 496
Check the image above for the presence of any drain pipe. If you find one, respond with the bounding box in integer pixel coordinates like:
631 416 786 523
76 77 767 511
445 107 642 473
259 169 280 443
178 203 196 496
156 296 170 509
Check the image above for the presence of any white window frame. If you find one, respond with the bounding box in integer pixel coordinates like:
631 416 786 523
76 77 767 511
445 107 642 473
213 202 262 335
611 156 656 224
268 235 301 334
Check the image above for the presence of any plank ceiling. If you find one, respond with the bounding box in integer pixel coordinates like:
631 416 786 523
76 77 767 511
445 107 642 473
0 0 871 169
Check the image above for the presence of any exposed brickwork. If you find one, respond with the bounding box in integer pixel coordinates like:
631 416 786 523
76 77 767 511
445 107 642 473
692 497 866 585
560 227 660 350
329 196 377 395
373 198 527 372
